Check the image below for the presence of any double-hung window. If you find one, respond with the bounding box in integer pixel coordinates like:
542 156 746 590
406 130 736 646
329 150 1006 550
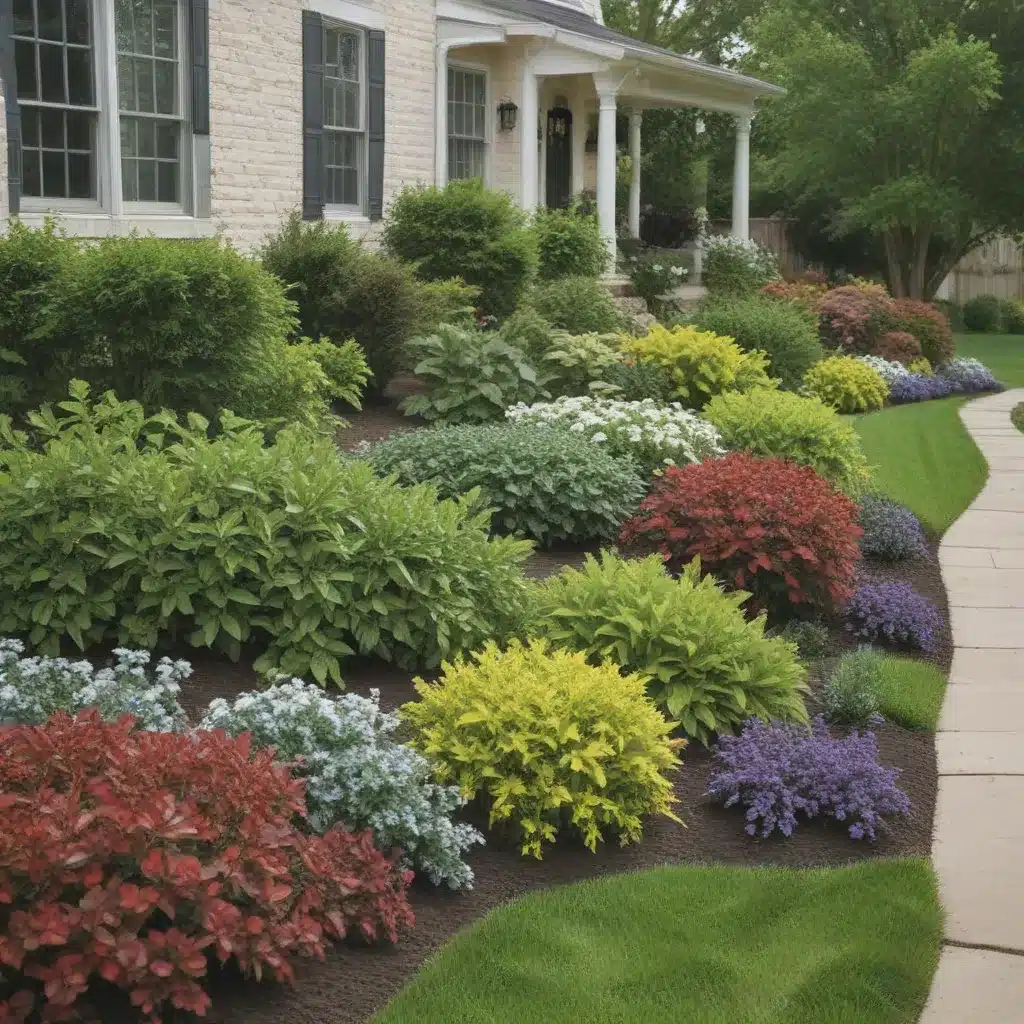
447 65 486 182
323 23 363 212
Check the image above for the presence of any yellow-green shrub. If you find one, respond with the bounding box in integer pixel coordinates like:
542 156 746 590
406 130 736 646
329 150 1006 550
704 388 872 496
622 324 775 410
803 356 888 413
907 357 933 377
402 639 683 859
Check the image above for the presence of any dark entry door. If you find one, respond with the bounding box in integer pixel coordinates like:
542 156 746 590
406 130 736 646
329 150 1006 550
546 106 573 209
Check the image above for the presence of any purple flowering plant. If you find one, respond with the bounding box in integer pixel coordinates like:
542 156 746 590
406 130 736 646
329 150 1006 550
707 716 911 840
846 582 942 653
938 358 1004 394
888 373 954 404
858 496 929 562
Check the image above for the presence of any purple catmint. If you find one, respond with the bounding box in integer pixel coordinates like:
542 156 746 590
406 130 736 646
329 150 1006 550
858 496 929 562
938 358 1004 394
846 582 942 653
888 373 954 404
707 716 911 840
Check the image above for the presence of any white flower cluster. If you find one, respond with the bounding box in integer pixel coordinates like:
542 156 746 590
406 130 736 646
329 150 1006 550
200 681 484 889
506 396 725 476
0 639 189 732
855 355 911 384
700 233 780 278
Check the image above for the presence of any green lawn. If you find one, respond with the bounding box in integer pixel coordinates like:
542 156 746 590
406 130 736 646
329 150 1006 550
875 656 948 731
376 860 942 1024
956 333 1024 388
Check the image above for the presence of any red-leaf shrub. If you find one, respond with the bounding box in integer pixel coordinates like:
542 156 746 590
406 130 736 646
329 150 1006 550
889 299 955 365
760 279 828 312
0 713 414 1023
873 330 922 365
619 453 862 618
817 285 892 354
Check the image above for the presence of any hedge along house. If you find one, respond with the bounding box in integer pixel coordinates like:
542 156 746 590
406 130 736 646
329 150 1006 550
0 0 780 263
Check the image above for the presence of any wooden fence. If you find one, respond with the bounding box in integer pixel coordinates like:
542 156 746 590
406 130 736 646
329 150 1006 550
710 217 805 278
936 237 1024 303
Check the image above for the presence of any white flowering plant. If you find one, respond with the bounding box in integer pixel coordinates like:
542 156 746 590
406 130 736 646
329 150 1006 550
701 234 780 295
626 255 690 307
506 396 725 478
0 639 188 731
856 355 911 385
200 681 484 889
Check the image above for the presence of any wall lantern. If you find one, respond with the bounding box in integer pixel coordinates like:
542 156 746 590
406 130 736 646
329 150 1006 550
498 99 519 132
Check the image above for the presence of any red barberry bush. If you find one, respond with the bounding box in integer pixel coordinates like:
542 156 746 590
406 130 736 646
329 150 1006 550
0 713 414 1023
889 299 955 365
817 285 892 354
620 453 862 618
873 330 922 365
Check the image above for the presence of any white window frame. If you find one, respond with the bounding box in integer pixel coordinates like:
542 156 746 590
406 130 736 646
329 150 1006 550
322 18 367 220
446 61 490 186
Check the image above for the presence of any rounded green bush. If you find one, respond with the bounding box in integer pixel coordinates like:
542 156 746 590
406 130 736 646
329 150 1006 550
365 423 647 546
803 356 888 413
704 388 872 496
962 295 1005 333
530 276 622 335
533 207 607 280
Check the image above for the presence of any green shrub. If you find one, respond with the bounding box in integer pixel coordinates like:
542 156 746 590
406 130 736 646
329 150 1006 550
261 214 427 392
530 276 622 335
934 299 964 332
402 639 683 859
888 299 955 365
304 338 372 409
365 423 647 546
1002 299 1024 335
803 356 888 413
384 180 537 317
541 332 624 395
1013 402 1024 434
774 620 831 661
822 647 883 728
693 297 823 391
531 553 808 744
598 359 676 402
704 388 872 496
418 278 481 332
701 235 780 296
497 306 555 361
0 383 532 682
401 326 550 424
533 206 607 280
625 252 689 308
962 295 1005 333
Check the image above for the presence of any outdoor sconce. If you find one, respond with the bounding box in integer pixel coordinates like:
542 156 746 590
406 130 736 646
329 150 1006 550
498 99 519 132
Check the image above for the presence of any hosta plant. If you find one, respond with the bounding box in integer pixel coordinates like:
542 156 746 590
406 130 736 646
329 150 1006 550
803 356 888 413
531 553 808 744
0 639 187 731
0 713 414 1024
708 715 911 840
402 640 684 859
200 682 484 889
846 582 942 654
540 331 624 396
858 496 929 562
505 395 725 478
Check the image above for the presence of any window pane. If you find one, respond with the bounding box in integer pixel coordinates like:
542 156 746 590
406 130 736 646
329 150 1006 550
156 121 178 159
15 40 37 100
135 57 155 111
120 117 179 204
23 150 42 196
67 47 93 105
120 118 137 156
342 82 359 128
66 110 91 150
37 0 63 41
42 150 66 197
154 60 175 114
39 42 66 102
157 161 177 202
66 0 91 45
135 5 154 53
138 160 157 201
22 108 40 147
13 0 34 36
137 119 155 157
68 152 92 197
325 131 360 206
154 2 175 56
340 33 358 80
122 158 139 200
40 107 63 148
118 56 137 108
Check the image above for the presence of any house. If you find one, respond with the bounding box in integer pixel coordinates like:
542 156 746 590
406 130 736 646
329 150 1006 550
0 0 781 263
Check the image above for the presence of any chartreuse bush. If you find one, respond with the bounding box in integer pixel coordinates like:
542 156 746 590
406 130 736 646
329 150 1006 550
402 640 683 859
531 553 808 744
803 356 889 413
704 388 872 496
0 384 531 683
623 325 775 410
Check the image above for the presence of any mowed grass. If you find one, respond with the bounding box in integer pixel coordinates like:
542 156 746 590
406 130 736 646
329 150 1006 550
874 655 948 731
375 860 942 1024
956 333 1024 388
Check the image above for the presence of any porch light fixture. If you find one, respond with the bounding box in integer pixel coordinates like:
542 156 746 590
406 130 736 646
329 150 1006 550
498 99 519 132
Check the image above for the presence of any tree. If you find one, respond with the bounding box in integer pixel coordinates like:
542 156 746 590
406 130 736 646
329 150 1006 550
602 0 687 47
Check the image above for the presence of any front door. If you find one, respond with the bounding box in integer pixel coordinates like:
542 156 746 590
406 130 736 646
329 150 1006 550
546 106 573 209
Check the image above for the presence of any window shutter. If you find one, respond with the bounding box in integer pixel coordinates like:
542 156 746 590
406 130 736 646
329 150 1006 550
1 0 22 215
302 10 324 221
367 29 385 221
189 0 210 135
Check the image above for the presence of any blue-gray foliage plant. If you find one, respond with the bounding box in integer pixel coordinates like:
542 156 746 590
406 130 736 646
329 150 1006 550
200 681 484 889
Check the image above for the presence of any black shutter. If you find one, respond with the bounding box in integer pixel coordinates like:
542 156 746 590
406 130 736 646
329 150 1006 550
189 0 210 135
367 29 385 221
302 10 324 221
1 0 22 215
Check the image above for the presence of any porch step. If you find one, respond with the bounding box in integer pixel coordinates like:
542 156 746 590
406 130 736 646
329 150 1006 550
601 275 635 299
611 294 658 334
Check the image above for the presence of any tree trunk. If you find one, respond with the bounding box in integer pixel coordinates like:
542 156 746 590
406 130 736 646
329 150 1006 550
909 229 931 299
883 230 906 297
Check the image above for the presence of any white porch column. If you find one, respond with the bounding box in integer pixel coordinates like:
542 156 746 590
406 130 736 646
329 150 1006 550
571 86 586 199
731 112 752 240
627 109 642 239
594 78 618 271
435 44 450 187
519 66 540 212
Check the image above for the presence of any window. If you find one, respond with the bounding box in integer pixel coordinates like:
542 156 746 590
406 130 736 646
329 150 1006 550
11 0 189 211
447 66 486 182
323 25 363 210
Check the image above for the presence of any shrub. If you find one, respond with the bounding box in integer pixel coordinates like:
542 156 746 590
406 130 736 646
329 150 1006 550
774 620 831 661
304 338 372 410
622 325 775 411
962 294 1005 333
365 423 646 546
497 305 556 361
889 299 955 365
506 395 725 477
846 582 943 654
384 180 537 317
541 332 624 396
938 357 1003 393
598 358 676 402
708 716 911 840
620 453 863 618
874 330 922 365
703 388 871 497
401 326 550 424
532 206 607 280
907 357 933 376
531 553 808 744
1013 402 1024 434
625 253 689 308
0 713 414 1023
530 276 622 335
817 285 892 354
822 647 884 728
0 384 532 682
402 640 683 859
888 373 955 404
856 355 911 385
1003 299 1024 335
692 297 823 391
0 639 187 732
803 356 889 413
859 496 929 561
199 683 483 889
760 278 828 312
418 278 481 333
701 235 780 296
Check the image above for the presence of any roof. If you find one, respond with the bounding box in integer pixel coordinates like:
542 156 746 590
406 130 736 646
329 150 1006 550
478 0 783 96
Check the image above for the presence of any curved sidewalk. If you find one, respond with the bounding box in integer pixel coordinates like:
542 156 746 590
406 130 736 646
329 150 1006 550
920 389 1024 1022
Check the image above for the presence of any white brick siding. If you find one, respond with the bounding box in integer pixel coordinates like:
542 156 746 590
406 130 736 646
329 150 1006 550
0 85 8 222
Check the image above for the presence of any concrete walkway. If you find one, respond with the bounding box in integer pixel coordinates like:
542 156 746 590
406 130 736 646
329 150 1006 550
920 389 1024 1023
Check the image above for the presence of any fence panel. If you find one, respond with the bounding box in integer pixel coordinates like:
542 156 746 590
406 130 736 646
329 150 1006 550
941 238 1024 303
710 218 804 277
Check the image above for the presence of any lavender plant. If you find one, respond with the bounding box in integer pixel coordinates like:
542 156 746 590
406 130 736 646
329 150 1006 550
707 715 911 840
822 647 885 728
846 582 942 653
888 373 955 404
858 496 929 562
938 357 1003 393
